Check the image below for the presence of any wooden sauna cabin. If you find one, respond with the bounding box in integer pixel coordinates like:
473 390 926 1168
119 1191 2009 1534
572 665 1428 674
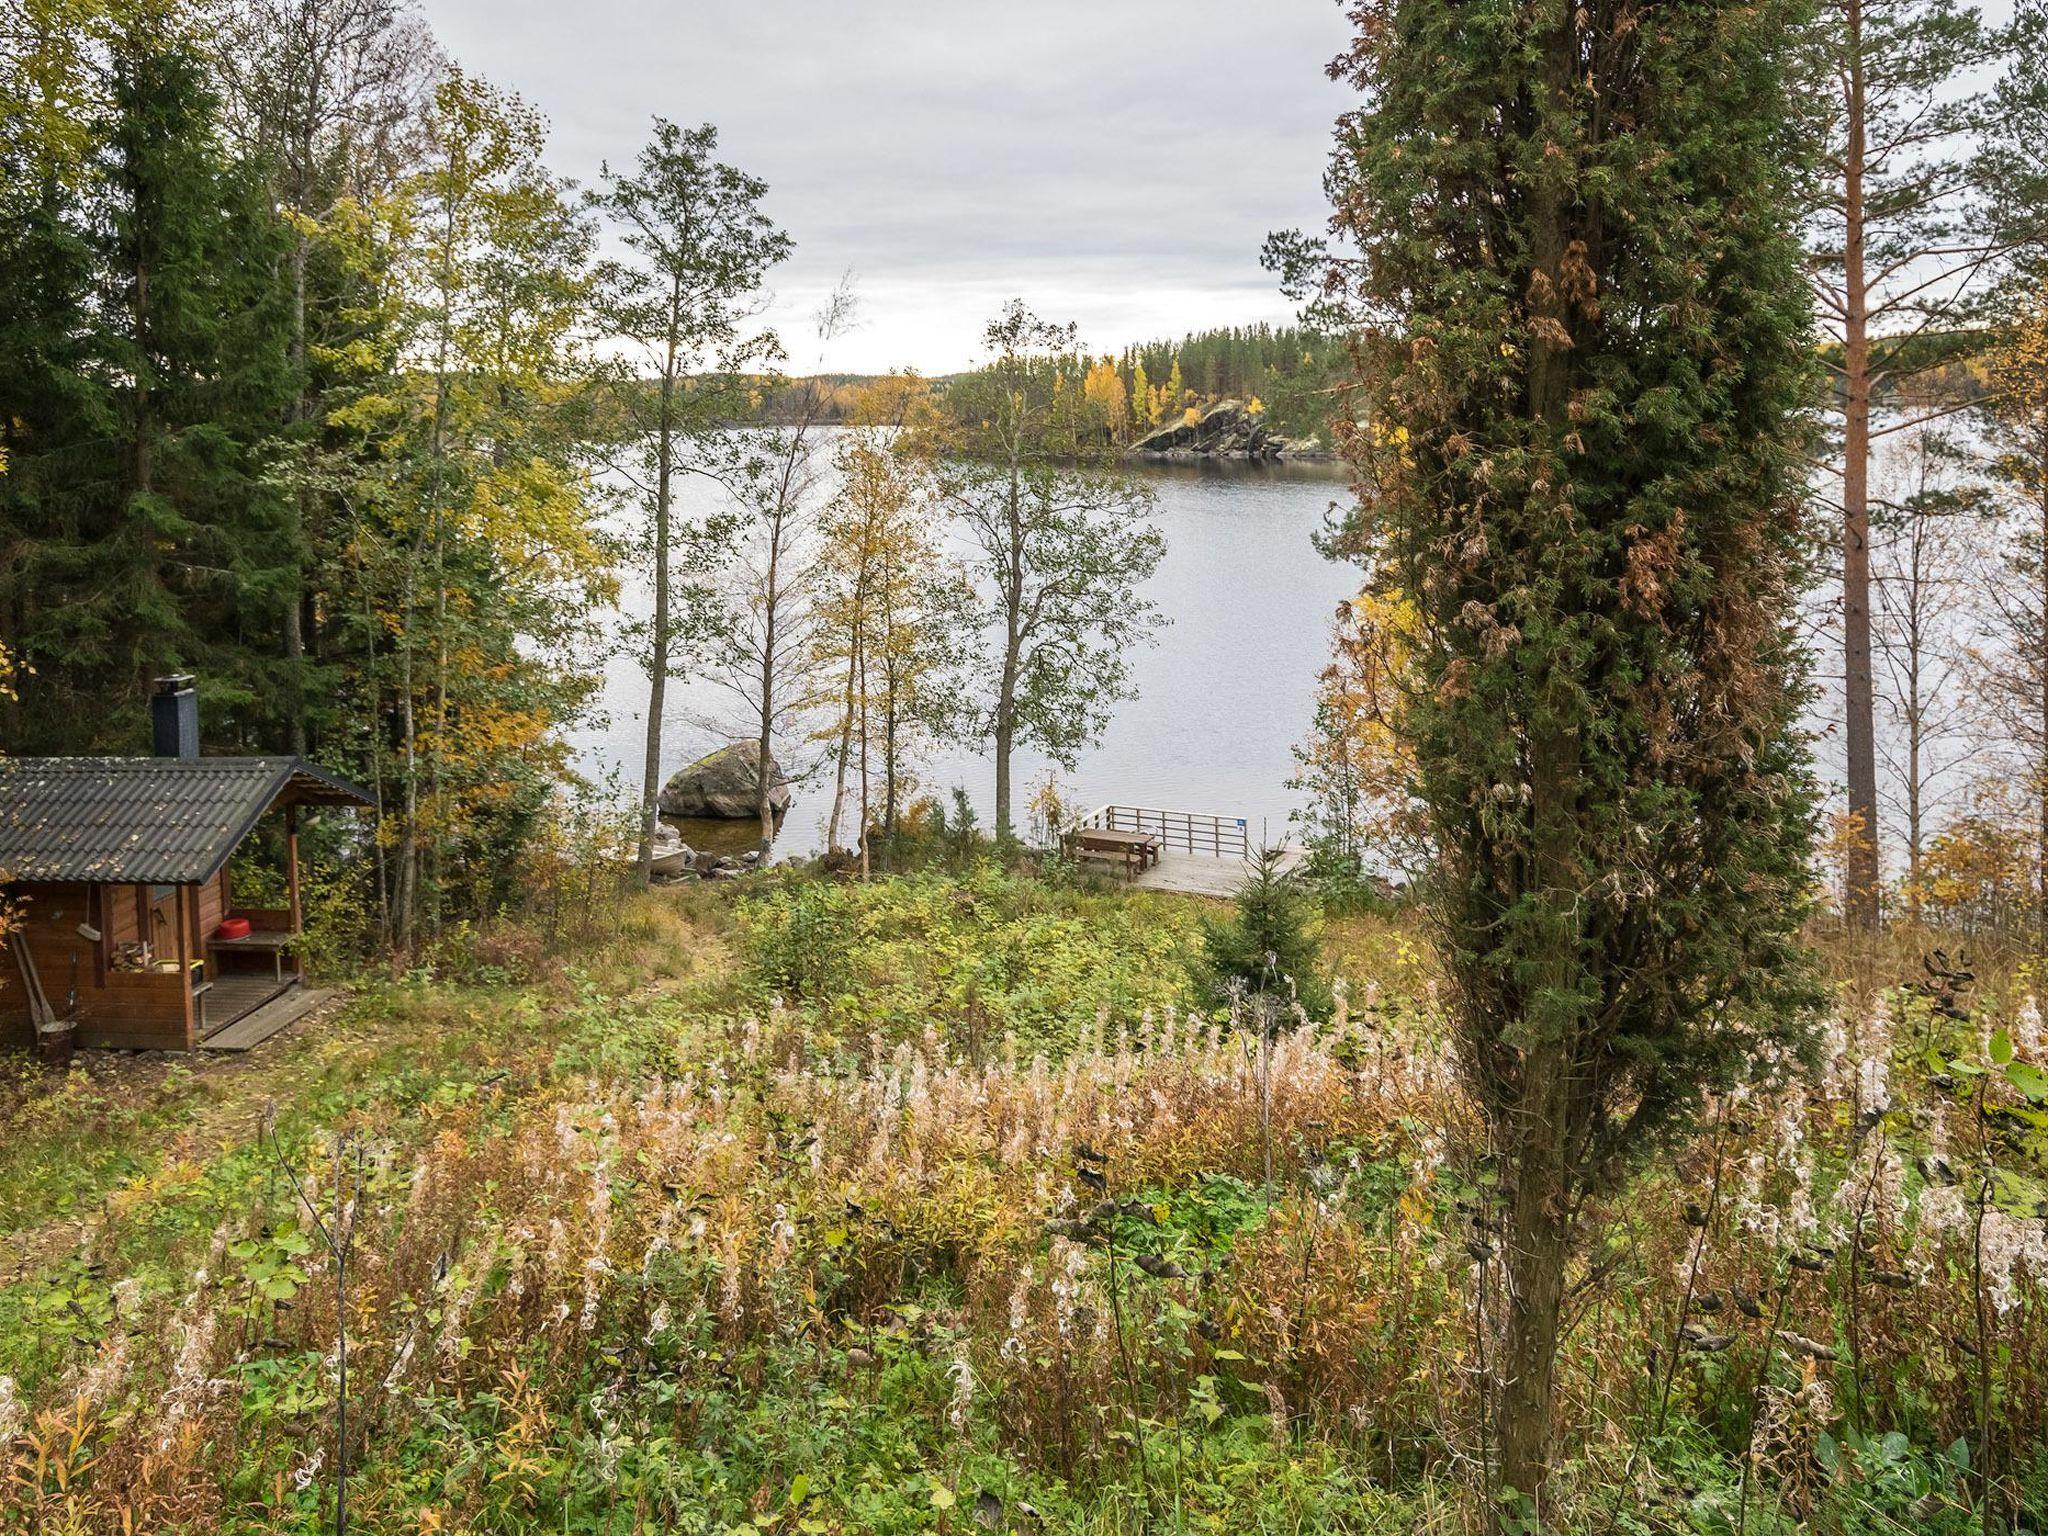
0 677 373 1052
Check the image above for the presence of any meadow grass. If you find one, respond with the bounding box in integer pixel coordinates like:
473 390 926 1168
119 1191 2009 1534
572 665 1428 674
1 874 2044 1534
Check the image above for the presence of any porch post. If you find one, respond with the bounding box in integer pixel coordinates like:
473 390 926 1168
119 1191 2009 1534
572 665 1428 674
286 803 303 934
174 884 195 1052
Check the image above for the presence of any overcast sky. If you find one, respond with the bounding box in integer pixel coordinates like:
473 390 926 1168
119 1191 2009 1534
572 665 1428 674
418 0 1358 373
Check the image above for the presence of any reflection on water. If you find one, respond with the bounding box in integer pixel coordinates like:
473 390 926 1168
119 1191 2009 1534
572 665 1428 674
661 814 776 860
575 450 1359 859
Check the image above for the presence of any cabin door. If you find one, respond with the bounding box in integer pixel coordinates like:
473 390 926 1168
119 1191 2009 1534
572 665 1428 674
146 885 179 963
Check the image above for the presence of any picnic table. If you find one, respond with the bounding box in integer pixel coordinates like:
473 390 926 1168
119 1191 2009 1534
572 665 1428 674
1065 826 1163 880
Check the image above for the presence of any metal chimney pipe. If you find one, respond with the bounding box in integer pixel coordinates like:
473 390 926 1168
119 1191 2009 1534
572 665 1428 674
151 674 198 759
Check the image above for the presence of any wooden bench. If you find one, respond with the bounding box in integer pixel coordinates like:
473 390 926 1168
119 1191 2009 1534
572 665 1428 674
1065 827 1163 880
207 929 297 983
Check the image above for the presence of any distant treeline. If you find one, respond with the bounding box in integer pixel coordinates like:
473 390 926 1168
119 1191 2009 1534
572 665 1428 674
731 325 1349 443
934 323 1345 447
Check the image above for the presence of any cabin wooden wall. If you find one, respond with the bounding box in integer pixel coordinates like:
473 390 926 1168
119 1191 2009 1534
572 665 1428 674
2 881 195 1051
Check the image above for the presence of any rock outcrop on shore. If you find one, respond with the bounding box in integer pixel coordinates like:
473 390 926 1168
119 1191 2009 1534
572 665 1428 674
659 742 791 819
1128 400 1321 461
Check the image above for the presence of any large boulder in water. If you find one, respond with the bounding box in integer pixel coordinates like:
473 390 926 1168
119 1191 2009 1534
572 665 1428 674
659 743 791 820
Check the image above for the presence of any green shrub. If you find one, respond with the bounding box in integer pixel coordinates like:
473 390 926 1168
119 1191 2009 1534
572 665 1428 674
735 868 1202 1056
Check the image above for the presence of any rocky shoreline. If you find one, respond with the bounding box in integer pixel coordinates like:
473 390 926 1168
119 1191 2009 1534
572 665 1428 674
1126 399 1333 462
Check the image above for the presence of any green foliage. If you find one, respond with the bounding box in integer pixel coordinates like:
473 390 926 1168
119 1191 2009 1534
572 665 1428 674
734 868 1202 1055
1198 847 1333 1018
940 322 1346 446
332 66 616 943
1317 0 1823 1205
0 0 295 753
938 302 1168 838
1124 324 1346 442
3 887 2047 1534
1301 0 1826 1513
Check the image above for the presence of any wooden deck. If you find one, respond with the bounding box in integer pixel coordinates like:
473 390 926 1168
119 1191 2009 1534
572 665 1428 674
1074 804 1305 897
198 974 292 1038
1130 847 1307 897
202 986 336 1051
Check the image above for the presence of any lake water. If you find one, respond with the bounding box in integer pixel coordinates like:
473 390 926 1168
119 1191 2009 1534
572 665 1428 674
572 450 1360 856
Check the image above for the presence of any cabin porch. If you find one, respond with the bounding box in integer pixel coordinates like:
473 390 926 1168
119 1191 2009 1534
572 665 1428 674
2 866 311 1052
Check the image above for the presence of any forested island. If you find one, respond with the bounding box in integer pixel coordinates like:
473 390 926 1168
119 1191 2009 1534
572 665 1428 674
745 324 1343 457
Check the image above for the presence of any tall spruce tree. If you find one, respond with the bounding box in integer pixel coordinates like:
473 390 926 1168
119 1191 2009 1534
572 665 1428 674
0 0 116 749
100 0 294 747
1297 0 1820 1519
0 0 293 752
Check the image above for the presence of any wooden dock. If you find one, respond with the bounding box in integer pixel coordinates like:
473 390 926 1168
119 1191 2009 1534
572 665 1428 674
1132 847 1307 896
1073 805 1306 897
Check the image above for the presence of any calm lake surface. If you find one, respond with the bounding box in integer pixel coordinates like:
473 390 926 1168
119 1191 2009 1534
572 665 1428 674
572 450 1360 856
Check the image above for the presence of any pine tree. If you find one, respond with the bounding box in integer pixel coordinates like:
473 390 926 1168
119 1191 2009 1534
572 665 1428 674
1804 0 1990 930
1300 1 1820 1519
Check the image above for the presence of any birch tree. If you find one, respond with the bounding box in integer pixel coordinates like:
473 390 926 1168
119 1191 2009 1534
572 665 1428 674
941 302 1165 841
211 0 438 754
1870 430 1985 915
699 290 854 854
813 377 967 867
588 118 790 883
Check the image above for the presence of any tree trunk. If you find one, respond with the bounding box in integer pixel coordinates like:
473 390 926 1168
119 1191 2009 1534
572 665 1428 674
993 708 1013 842
1905 555 1923 921
1495 64 1579 1518
826 654 856 856
2038 458 2048 941
285 226 309 756
883 666 900 838
757 548 780 856
637 364 677 888
132 262 152 500
395 617 418 952
993 468 1026 841
857 635 872 877
1496 1148 1570 1527
1841 0 1882 931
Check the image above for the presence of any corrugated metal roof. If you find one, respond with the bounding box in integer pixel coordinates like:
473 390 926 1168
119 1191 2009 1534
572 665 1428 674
0 757 374 885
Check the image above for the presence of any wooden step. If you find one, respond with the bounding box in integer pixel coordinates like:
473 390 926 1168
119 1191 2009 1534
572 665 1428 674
200 987 338 1052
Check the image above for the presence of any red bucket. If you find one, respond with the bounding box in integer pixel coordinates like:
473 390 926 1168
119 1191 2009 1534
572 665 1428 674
215 916 253 941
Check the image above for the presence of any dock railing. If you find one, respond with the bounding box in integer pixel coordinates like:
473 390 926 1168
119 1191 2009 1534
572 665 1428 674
1077 804 1252 860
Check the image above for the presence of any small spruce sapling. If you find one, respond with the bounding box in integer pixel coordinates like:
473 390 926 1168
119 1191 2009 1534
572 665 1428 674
1199 846 1332 1019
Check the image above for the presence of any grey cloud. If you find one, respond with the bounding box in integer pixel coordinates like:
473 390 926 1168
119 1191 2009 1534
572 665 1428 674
421 0 1356 369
